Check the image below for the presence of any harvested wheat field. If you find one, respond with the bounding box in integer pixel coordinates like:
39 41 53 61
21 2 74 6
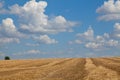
0 57 119 80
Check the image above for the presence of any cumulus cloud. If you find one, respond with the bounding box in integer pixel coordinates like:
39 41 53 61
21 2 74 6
0 0 77 45
85 42 103 49
71 25 119 50
111 23 120 38
0 18 24 38
70 26 94 44
106 39 118 46
5 0 77 34
85 39 118 50
0 18 24 44
76 26 94 41
33 35 58 44
87 34 119 50
96 0 120 21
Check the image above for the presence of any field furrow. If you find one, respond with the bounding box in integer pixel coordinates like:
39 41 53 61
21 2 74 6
40 58 86 80
102 58 120 63
85 58 120 80
0 57 119 80
91 58 120 75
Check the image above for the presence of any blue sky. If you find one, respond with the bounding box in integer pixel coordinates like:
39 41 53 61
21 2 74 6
0 0 120 59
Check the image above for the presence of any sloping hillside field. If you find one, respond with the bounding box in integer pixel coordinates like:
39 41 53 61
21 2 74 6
0 57 119 80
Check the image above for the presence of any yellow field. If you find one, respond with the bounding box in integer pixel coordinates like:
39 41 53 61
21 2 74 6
0 57 120 80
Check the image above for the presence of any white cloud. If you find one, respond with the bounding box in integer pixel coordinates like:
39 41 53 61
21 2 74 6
25 43 39 47
96 35 105 42
69 39 82 44
0 38 20 44
86 34 119 50
70 26 94 44
74 39 82 44
85 39 118 50
0 18 25 44
26 50 41 54
97 0 120 13
103 33 110 38
76 26 94 41
111 23 120 38
6 0 77 34
33 35 58 44
95 33 110 43
13 49 44 56
85 42 103 49
97 14 120 21
0 18 24 38
0 0 78 45
71 25 119 50
114 23 120 30
96 0 120 21
106 39 118 46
